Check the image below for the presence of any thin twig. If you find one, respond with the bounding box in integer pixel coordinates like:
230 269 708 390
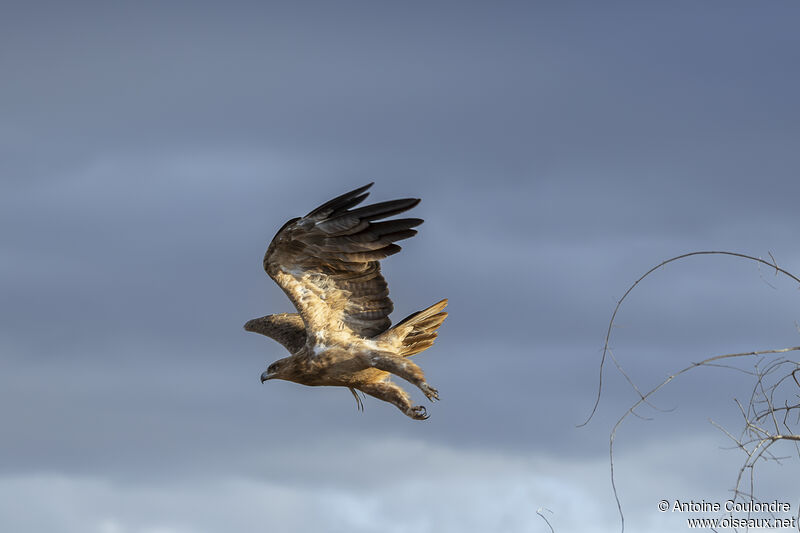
580 250 800 428
536 507 555 533
582 250 800 532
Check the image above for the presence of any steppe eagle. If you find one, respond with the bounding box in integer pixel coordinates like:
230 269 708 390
244 183 447 420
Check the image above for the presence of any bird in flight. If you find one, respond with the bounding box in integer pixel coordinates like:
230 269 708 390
244 183 448 420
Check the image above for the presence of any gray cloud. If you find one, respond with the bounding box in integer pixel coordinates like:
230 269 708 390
2 1 800 531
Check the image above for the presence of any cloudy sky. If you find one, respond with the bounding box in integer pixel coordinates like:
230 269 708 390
2 2 799 532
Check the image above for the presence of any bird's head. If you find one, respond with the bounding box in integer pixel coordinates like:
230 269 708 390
261 357 291 383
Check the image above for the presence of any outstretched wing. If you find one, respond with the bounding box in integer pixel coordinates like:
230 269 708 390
244 313 307 353
263 183 422 339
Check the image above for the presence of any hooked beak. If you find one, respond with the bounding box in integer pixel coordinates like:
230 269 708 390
261 370 276 383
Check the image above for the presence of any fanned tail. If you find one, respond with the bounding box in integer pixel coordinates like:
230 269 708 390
378 299 448 357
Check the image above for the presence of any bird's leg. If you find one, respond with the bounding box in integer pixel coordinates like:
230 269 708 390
365 353 439 401
357 382 429 420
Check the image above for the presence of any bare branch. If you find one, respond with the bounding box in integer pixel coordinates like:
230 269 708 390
584 250 800 532
580 250 800 428
536 507 555 533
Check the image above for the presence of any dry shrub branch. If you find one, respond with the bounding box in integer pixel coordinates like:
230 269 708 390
580 251 800 532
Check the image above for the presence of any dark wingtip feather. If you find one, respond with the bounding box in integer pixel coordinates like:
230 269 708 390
306 183 374 217
381 243 403 257
382 229 418 242
336 192 370 213
348 197 421 222
369 218 424 236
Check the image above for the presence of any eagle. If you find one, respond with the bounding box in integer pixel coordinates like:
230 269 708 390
244 183 448 420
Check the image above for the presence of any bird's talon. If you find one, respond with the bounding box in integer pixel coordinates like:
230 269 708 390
421 383 439 402
408 405 429 420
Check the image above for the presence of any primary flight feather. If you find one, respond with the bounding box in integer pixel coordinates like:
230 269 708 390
244 183 448 420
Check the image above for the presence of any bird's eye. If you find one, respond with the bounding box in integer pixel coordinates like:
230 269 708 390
268 364 277 373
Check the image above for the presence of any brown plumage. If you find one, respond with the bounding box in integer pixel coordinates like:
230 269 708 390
244 183 448 420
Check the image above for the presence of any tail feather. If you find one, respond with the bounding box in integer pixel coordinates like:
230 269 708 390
380 299 448 357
